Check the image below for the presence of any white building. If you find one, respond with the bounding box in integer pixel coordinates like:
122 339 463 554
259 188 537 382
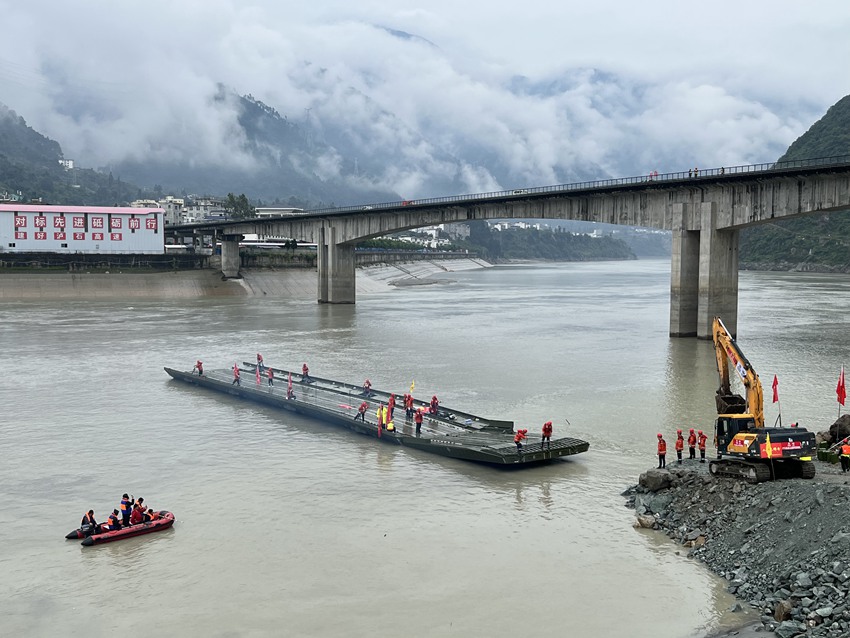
0 204 164 254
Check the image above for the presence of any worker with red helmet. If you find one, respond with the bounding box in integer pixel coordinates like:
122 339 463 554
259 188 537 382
674 429 684 464
414 407 424 435
232 363 241 386
193 360 204 376
354 401 368 423
302 363 311 383
256 353 265 374
514 428 528 454
698 430 708 463
430 395 439 415
687 428 697 460
656 433 667 469
541 421 553 449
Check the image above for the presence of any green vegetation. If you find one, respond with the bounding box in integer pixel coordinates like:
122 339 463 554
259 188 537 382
740 94 850 270
223 193 256 219
455 221 634 261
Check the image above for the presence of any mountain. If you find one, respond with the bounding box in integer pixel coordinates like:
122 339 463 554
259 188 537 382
0 104 144 205
739 95 850 271
110 87 399 207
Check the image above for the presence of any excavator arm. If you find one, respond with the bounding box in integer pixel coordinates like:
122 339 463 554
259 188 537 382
712 317 764 429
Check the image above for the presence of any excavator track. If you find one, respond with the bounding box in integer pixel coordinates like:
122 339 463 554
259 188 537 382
709 459 772 484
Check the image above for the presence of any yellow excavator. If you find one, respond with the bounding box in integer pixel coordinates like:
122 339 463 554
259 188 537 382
710 317 816 483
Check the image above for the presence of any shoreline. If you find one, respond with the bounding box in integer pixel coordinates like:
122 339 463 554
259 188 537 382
626 460 850 638
0 257 493 300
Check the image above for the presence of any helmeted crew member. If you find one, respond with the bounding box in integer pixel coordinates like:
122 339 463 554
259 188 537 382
657 433 667 469
120 494 133 527
302 363 311 382
541 421 553 449
388 394 396 422
257 353 265 374
841 442 850 473
698 430 708 463
267 367 274 387
688 428 697 459
362 379 372 396
404 393 414 420
108 509 122 531
81 510 98 535
354 401 368 422
514 428 528 453
430 395 439 415
193 360 204 376
414 408 424 435
232 364 241 386
675 429 684 464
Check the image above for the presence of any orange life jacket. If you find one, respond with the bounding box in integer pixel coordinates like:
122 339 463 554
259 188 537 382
675 437 684 451
657 439 667 454
542 422 553 437
698 434 707 449
514 431 526 443
83 512 95 525
688 433 696 447
841 445 850 456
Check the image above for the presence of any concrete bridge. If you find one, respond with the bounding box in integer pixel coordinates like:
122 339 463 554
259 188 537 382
167 155 850 338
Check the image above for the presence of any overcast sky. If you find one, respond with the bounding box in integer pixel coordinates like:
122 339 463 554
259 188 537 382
1 0 848 197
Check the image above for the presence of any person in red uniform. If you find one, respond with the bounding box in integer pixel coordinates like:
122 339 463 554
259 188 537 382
514 428 528 453
256 353 265 374
362 379 372 397
657 433 667 469
687 428 697 459
404 393 414 420
354 401 368 422
430 395 439 415
698 430 708 463
232 363 241 386
302 363 311 382
267 367 274 387
414 408 424 435
193 360 204 376
675 429 684 464
129 503 144 526
541 421 553 449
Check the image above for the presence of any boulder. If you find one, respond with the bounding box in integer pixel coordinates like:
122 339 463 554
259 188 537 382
638 469 672 492
774 619 805 638
635 514 656 529
775 599 793 621
828 414 850 445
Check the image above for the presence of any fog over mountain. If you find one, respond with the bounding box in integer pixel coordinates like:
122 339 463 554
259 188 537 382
0 1 847 204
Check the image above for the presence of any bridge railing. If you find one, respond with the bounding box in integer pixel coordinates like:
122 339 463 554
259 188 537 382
304 154 850 216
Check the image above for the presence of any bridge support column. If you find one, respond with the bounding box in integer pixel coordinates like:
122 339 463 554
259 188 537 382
669 204 699 337
221 236 242 279
317 225 355 304
697 203 738 338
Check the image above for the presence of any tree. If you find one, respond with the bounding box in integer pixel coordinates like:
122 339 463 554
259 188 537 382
224 193 256 219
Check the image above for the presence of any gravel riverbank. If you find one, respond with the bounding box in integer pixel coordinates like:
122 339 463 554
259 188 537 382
624 460 850 637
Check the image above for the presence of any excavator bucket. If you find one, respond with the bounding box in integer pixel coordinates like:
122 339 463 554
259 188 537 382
716 392 747 414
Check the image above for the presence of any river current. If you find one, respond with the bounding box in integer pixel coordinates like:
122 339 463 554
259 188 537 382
1 259 848 637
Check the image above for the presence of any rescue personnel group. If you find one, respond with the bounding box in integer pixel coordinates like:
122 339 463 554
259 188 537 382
656 429 709 469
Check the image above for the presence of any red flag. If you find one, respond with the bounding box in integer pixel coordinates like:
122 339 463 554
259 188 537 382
255 365 261 385
771 375 779 404
838 366 846 406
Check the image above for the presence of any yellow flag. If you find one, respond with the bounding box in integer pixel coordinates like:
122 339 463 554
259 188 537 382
410 380 415 392
765 432 772 458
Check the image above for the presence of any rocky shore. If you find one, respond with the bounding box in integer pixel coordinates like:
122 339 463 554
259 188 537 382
624 461 850 637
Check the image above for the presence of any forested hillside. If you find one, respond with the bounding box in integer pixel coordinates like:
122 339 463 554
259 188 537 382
740 95 850 271
0 104 145 205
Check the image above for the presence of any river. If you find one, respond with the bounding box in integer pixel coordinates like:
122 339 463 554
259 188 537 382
1 259 848 637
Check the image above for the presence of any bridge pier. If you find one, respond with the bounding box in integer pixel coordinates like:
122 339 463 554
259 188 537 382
221 236 242 279
669 203 738 339
318 225 355 304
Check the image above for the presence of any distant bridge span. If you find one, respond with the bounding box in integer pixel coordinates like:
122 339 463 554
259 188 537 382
168 155 850 338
